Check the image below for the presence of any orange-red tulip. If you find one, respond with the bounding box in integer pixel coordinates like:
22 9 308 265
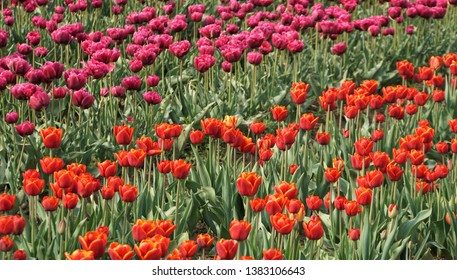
263 248 283 260
270 213 295 235
303 215 324 240
216 239 238 260
65 249 94 260
274 181 298 200
113 125 134 145
0 193 16 212
40 156 64 174
41 196 60 211
119 184 138 203
108 242 134 260
97 160 117 178
229 220 252 241
23 177 45 196
196 233 214 248
170 159 192 179
127 148 146 167
236 172 262 197
270 105 288 122
78 231 108 259
134 238 163 260
179 240 198 259
40 127 63 149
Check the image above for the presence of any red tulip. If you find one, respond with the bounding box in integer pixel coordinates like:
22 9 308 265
40 156 64 174
265 194 288 215
127 149 146 167
97 160 117 178
370 152 390 169
134 238 163 260
216 239 238 260
409 149 425 165
0 193 16 212
250 198 266 212
303 215 324 240
179 240 198 259
306 195 322 211
229 220 252 241
13 250 27 260
119 184 138 203
108 242 133 260
113 125 134 145
170 159 192 179
115 150 130 167
386 163 404 181
263 248 283 260
154 220 176 237
236 172 262 197
41 196 60 211
0 216 13 235
65 249 94 260
396 60 414 79
270 213 295 235
270 105 288 122
23 177 45 196
62 193 79 209
54 169 76 189
136 137 162 156
355 187 372 206
40 127 63 149
299 113 319 131
316 132 330 145
189 130 205 144
0 236 14 252
366 170 384 188
274 181 298 200
196 233 214 248
250 122 266 135
290 82 309 104
348 228 361 241
344 201 362 216
354 138 373 157
324 168 342 183
78 231 108 259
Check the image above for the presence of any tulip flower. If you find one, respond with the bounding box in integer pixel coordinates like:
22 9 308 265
97 160 117 178
170 159 192 179
108 242 133 260
236 172 262 197
65 250 94 260
196 233 214 249
134 238 163 260
78 231 108 259
119 184 138 203
179 240 198 259
270 105 288 122
270 213 295 235
0 193 16 212
216 239 238 260
113 125 134 146
263 248 283 260
229 220 252 241
303 215 324 240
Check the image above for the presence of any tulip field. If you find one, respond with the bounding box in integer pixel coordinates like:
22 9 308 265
1 0 457 261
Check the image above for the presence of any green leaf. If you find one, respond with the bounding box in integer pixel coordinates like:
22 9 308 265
397 209 432 240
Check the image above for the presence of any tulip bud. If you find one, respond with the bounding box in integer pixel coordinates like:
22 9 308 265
388 204 398 219
58 220 66 235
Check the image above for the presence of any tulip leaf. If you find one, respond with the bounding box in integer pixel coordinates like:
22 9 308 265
397 209 432 240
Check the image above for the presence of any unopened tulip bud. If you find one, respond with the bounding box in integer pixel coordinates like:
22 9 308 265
388 204 398 219
58 220 66 235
